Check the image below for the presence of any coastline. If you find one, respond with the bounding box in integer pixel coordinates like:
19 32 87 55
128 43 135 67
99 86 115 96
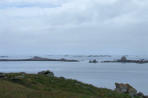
0 56 79 62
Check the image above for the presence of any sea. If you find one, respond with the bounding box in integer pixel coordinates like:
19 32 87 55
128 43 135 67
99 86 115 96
0 55 148 94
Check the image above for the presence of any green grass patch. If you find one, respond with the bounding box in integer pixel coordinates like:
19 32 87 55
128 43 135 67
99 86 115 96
0 72 135 98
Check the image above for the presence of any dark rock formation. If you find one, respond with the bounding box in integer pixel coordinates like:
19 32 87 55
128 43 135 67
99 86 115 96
137 92 144 98
120 56 127 62
89 59 98 63
38 70 54 77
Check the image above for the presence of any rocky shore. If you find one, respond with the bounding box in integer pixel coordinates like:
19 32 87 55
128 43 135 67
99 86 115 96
0 56 79 62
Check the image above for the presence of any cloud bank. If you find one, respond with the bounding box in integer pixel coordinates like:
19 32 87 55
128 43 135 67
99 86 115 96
0 0 148 55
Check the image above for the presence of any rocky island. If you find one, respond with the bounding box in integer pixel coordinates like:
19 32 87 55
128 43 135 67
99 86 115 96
89 59 98 63
102 56 148 64
0 56 79 62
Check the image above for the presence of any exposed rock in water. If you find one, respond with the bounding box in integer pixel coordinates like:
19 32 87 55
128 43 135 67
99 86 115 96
120 56 127 62
89 59 98 63
38 70 54 77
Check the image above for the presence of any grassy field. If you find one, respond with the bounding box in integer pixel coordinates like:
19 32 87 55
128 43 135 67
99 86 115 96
0 72 137 98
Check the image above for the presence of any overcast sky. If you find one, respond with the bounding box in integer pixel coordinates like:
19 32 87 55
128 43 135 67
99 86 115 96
0 0 148 55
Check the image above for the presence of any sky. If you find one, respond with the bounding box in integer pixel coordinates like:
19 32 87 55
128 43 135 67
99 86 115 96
0 0 148 55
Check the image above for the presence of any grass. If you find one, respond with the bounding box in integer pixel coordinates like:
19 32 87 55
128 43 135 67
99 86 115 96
0 72 136 98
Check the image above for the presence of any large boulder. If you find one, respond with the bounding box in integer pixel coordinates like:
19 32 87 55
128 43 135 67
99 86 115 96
38 70 54 77
137 92 144 98
115 83 137 98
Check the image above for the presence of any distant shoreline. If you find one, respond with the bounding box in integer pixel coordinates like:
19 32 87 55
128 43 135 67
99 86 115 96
0 56 79 62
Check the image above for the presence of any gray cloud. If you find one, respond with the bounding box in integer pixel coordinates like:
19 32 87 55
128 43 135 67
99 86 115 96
0 0 148 55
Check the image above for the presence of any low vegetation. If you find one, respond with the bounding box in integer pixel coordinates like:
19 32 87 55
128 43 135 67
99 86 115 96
0 71 137 98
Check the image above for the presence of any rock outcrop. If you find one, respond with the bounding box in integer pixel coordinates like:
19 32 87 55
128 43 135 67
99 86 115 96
38 70 54 77
115 83 147 98
115 83 137 98
120 56 127 62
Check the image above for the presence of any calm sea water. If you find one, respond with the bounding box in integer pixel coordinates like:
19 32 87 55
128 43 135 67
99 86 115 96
0 60 147 94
